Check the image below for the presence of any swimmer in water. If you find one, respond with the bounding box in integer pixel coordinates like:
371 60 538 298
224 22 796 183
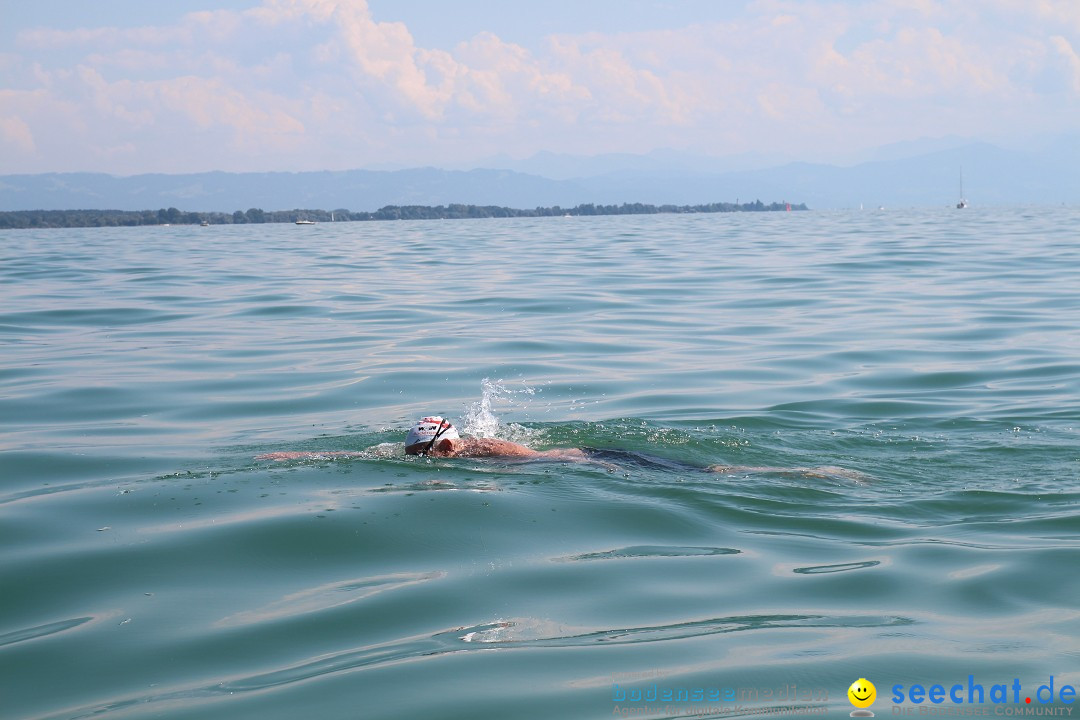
403 416 586 459
257 416 869 482
255 416 584 462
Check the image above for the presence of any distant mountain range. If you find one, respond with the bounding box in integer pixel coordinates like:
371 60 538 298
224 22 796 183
1 138 1076 212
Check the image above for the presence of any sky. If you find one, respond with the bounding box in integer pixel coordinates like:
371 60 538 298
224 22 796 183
1 0 1078 175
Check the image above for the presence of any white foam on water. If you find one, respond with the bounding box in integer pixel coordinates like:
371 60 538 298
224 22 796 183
461 378 539 443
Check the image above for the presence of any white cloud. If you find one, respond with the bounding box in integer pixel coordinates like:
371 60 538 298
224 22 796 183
1050 35 1080 92
2 0 1078 173
0 112 37 155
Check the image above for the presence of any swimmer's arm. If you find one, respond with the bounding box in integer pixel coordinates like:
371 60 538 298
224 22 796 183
535 447 588 460
454 438 542 458
256 451 364 461
453 438 587 460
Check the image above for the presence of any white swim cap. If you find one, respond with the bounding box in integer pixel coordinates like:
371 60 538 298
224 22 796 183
405 416 460 453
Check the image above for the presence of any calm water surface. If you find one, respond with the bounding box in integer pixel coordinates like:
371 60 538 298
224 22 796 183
2 208 1079 719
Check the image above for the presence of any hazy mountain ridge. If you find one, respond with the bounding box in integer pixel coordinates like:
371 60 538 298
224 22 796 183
0 169 587 213
1 140 1076 212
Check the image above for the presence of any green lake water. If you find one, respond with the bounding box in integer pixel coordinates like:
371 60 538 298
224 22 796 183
1 208 1078 719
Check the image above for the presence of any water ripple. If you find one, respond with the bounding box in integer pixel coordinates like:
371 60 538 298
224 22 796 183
6 211 1080 720
792 560 881 574
215 572 444 628
41 613 913 719
559 545 742 561
0 616 94 648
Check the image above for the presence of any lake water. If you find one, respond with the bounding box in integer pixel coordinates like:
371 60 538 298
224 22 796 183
2 208 1079 719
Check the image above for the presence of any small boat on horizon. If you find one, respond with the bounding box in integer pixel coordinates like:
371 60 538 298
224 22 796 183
295 218 316 225
956 166 968 209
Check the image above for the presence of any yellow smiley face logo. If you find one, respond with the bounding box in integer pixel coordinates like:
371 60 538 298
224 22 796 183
848 678 876 708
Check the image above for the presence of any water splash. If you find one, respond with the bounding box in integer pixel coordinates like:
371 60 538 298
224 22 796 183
461 378 538 443
364 442 403 459
461 378 503 438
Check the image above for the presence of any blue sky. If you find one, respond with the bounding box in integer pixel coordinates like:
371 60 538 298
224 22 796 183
1 0 1078 175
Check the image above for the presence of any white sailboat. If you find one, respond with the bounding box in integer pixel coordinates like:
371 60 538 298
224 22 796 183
956 166 968 209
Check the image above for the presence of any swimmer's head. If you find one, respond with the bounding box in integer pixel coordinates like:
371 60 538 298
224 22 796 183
405 416 460 455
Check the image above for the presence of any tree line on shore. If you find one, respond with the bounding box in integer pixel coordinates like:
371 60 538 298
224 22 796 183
0 200 806 229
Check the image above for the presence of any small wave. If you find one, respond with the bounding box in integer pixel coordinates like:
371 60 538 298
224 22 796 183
43 613 913 718
218 613 911 688
0 616 94 648
560 545 742 561
455 613 912 647
216 572 444 627
792 560 881 574
368 479 500 494
230 304 326 318
0 307 190 328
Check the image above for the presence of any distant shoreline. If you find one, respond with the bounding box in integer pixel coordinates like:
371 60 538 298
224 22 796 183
0 201 807 230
